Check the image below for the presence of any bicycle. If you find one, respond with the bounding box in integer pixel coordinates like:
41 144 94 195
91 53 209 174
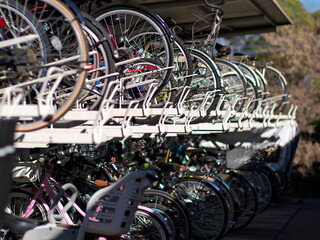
5 170 164 240
62 143 191 240
6 155 172 240
0 0 89 132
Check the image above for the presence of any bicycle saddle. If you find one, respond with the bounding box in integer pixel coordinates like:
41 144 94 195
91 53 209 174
2 212 39 237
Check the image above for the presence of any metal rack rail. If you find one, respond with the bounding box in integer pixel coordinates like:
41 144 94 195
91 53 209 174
13 81 297 148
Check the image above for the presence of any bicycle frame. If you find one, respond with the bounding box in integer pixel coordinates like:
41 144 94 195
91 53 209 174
18 172 85 225
15 170 172 237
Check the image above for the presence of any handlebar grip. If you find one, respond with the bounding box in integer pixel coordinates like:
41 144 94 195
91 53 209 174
205 0 225 6
204 0 225 14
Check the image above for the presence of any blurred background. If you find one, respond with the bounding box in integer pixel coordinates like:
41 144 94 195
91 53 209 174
217 0 320 196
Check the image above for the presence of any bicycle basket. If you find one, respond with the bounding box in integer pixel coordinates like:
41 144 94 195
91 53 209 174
226 147 267 171
12 160 42 183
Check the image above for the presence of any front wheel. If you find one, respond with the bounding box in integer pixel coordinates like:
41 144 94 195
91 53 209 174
6 191 47 221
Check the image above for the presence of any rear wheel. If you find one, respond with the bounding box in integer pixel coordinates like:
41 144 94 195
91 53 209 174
169 176 228 240
93 4 174 105
142 189 191 240
6 191 47 221
225 172 258 230
128 207 172 240
185 49 222 123
0 0 89 131
261 66 288 113
216 59 247 112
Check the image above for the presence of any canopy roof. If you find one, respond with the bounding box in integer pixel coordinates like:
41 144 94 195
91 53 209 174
128 0 292 38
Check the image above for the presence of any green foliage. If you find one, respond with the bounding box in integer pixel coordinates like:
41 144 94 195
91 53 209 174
313 10 320 19
314 78 320 101
278 0 316 28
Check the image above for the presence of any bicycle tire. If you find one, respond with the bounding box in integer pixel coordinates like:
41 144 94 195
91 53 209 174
223 171 258 230
93 3 174 105
233 62 263 112
170 36 193 103
252 67 268 99
240 170 273 213
142 189 191 240
151 208 176 240
215 58 247 112
6 190 47 221
204 174 240 236
263 165 286 201
53 12 116 128
168 176 228 240
185 48 222 123
0 0 88 132
244 76 259 113
237 62 267 100
128 207 172 240
151 36 193 105
260 65 288 113
78 12 116 110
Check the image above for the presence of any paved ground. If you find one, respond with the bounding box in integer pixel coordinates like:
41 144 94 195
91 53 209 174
223 196 320 240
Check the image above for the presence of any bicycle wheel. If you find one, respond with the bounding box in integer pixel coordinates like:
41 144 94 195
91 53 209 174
260 65 288 113
240 170 273 213
185 49 222 122
78 12 116 110
244 76 259 113
0 0 88 131
5 191 47 221
153 36 193 105
252 67 268 99
142 189 191 240
93 3 174 104
204 174 239 236
53 12 116 128
223 172 258 230
236 62 267 100
169 176 228 240
263 165 286 201
215 58 247 112
119 58 177 106
169 36 193 103
127 207 172 240
151 208 176 240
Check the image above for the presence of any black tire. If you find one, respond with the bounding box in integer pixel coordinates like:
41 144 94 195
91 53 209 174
78 12 116 110
240 170 273 213
93 3 174 105
206 174 240 236
142 189 191 240
224 171 258 230
6 190 47 221
53 12 116 128
129 207 172 240
261 66 288 113
215 58 247 112
263 165 287 201
171 36 193 103
186 49 222 123
244 76 259 113
168 176 228 240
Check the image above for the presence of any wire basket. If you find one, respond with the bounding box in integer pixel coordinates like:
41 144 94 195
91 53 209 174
12 160 42 183
226 147 267 171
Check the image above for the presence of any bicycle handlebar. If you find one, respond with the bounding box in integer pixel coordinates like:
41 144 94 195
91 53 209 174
204 0 225 15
